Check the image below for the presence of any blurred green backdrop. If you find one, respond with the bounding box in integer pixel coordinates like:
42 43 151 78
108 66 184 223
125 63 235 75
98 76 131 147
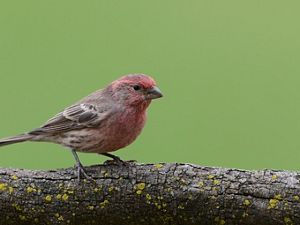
0 0 300 170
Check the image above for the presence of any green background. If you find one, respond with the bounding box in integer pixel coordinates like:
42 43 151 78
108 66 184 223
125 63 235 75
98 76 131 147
1 1 300 170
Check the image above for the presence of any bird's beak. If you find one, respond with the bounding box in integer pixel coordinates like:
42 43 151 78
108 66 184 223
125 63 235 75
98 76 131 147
146 86 163 100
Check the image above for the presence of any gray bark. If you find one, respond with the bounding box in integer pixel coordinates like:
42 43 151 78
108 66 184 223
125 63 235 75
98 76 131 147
0 162 299 225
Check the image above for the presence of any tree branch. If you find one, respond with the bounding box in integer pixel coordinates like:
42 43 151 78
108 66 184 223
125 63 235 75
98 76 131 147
0 162 299 225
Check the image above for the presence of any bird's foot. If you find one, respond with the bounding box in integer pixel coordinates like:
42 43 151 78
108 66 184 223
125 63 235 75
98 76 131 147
104 159 137 166
101 153 136 166
104 157 127 166
75 162 94 182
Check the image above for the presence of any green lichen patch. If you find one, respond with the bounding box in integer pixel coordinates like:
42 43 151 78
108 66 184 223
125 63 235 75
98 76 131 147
55 213 64 221
8 186 14 194
207 175 215 179
268 194 283 209
26 186 37 193
268 198 279 209
45 195 52 202
56 194 62 200
94 185 103 192
197 181 204 187
62 193 69 201
66 190 74 194
135 182 146 195
154 202 162 209
284 216 294 225
136 183 145 190
214 216 226 225
213 180 220 185
108 186 114 193
100 199 109 209
178 204 185 209
274 194 282 200
87 205 94 210
11 175 18 180
12 203 22 211
243 199 251 206
0 183 8 191
154 164 163 169
146 193 152 200
19 215 26 221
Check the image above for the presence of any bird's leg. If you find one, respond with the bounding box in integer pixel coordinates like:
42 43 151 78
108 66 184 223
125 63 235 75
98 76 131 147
101 153 126 165
71 149 92 181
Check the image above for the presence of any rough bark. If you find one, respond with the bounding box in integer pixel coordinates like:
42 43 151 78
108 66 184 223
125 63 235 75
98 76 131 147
0 162 299 225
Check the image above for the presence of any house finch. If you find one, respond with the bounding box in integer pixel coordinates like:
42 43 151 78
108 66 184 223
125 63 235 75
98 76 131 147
0 74 163 180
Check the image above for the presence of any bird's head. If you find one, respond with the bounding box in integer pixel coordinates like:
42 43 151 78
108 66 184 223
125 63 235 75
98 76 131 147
109 74 163 109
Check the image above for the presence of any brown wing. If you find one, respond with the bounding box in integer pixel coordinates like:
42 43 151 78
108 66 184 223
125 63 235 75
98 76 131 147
29 103 108 135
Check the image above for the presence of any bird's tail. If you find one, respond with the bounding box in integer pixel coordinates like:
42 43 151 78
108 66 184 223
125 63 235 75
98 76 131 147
0 134 33 147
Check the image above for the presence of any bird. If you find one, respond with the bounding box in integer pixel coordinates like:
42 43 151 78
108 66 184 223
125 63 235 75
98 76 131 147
0 74 163 180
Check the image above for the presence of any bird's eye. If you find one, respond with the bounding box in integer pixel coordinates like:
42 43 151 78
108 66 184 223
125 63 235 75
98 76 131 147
133 85 141 91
